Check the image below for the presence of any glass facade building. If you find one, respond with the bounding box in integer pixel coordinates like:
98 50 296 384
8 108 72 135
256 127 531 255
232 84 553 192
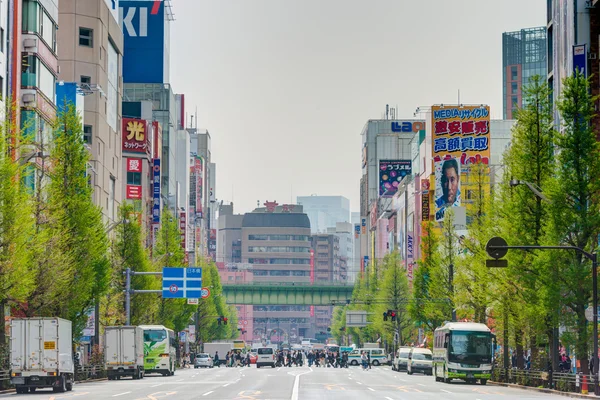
502 27 547 119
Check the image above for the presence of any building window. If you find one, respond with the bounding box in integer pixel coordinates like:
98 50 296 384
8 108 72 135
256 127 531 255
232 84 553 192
83 125 92 145
511 82 518 94
22 1 56 51
81 75 91 85
21 55 55 101
511 96 519 108
79 27 93 47
511 66 518 81
127 172 142 186
109 176 115 220
0 28 4 53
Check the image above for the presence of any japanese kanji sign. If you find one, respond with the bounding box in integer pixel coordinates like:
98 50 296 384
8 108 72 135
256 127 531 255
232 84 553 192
162 267 202 299
431 105 490 166
127 158 142 173
122 118 149 154
379 160 412 197
126 185 142 199
152 159 161 223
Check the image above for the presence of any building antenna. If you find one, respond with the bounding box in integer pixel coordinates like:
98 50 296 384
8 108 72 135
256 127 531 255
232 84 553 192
458 89 460 105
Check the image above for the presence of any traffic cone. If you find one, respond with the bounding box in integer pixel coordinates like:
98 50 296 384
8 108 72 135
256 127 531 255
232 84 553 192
582 374 588 394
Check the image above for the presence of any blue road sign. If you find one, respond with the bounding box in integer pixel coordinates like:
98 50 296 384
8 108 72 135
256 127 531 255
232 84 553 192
162 267 202 299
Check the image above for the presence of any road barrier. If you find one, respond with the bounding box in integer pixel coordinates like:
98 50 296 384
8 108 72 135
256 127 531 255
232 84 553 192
492 368 596 394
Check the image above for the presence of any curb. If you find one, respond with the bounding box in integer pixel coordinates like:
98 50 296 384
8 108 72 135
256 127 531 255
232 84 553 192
0 377 108 394
490 381 600 399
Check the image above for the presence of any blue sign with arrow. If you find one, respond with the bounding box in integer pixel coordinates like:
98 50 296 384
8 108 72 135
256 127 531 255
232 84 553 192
162 267 202 299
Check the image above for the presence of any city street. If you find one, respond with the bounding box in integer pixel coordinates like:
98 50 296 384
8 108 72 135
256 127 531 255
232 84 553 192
0 366 568 399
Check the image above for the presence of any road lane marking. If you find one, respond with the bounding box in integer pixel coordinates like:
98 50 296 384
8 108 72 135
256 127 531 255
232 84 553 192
202 391 214 396
277 367 281 371
385 397 394 400
151 384 163 387
367 387 375 391
291 368 313 400
418 383 426 386
113 392 132 397
440 389 452 393
357 381 363 385
176 379 184 382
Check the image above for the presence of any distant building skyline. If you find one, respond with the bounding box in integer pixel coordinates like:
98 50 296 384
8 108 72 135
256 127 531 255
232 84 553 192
296 195 350 234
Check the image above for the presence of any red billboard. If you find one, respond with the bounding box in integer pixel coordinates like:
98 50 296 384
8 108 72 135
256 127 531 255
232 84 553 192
126 185 142 199
122 118 150 154
126 157 142 173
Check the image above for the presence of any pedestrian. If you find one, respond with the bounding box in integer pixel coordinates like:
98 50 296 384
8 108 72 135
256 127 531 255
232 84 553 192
361 351 368 371
287 351 292 368
214 351 220 368
367 352 371 369
225 351 230 368
246 352 251 367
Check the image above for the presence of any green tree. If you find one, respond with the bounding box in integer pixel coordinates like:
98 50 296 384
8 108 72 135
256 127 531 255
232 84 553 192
497 75 555 369
547 71 600 373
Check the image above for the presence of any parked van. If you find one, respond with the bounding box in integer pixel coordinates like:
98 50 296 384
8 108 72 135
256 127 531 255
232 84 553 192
348 348 387 366
392 346 412 372
407 347 433 375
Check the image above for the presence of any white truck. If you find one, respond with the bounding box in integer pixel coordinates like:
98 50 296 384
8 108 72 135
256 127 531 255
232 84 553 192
104 326 145 380
10 317 74 394
203 342 233 366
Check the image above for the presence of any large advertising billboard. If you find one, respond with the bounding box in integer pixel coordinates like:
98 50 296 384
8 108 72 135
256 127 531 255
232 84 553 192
431 105 490 165
379 160 412 197
120 1 166 83
123 118 150 154
434 158 461 221
431 105 489 221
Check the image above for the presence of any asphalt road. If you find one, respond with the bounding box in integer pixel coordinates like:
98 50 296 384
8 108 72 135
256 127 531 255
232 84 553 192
0 365 569 399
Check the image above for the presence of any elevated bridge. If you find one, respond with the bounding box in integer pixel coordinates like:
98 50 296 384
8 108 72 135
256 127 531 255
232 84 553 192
221 282 354 305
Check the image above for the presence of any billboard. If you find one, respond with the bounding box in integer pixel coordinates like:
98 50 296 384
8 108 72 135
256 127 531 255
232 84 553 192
120 1 166 83
152 159 161 223
379 160 411 197
126 185 142 199
126 158 142 173
122 118 150 154
431 105 490 166
434 157 461 221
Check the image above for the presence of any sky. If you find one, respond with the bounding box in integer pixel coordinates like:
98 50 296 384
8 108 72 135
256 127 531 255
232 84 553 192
170 0 546 215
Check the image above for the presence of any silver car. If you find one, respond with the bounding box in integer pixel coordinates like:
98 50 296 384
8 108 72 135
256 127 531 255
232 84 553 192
194 353 214 368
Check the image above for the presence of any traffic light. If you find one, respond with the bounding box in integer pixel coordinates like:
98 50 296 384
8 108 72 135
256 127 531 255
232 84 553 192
223 317 228 325
391 311 397 322
383 312 388 322
217 317 222 325
327 327 331 332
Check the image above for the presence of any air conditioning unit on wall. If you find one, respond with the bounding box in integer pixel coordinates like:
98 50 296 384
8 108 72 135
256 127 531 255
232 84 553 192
22 93 35 104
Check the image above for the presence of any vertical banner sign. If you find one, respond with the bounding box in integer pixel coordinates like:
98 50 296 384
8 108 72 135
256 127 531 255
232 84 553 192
379 160 412 197
152 159 161 223
354 224 360 239
407 233 414 260
122 118 149 154
431 105 490 221
126 157 142 200
179 211 187 250
310 249 315 284
573 44 587 77
361 218 366 234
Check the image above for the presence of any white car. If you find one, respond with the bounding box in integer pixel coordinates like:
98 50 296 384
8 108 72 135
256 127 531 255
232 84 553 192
407 348 433 375
393 347 412 372
256 347 276 368
194 353 214 368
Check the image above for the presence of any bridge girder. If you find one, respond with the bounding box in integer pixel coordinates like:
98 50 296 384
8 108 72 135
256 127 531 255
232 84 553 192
221 284 354 305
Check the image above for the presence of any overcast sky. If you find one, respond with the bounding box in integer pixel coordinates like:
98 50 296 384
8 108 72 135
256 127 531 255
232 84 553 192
170 0 546 215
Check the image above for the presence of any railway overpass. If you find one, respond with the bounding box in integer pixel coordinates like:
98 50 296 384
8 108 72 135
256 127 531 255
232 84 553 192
221 282 354 305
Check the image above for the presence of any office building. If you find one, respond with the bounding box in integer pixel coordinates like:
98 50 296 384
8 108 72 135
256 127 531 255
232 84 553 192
57 0 124 222
296 195 350 233
240 203 314 341
502 27 547 119
19 0 60 179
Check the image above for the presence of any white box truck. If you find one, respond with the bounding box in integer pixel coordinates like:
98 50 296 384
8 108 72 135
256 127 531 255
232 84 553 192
10 317 74 394
203 342 233 366
104 326 145 380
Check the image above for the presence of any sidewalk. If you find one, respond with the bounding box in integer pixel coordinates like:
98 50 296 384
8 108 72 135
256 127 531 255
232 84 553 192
491 381 600 399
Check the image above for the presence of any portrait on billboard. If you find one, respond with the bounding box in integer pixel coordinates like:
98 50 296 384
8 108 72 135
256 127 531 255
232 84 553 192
435 157 461 221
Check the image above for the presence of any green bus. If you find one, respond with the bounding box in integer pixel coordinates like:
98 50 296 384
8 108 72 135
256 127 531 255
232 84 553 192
139 325 177 376
433 322 495 385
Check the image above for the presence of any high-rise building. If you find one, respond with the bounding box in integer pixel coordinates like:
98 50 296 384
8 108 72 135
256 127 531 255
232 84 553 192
19 0 60 182
296 195 350 234
240 203 314 340
502 27 547 120
57 0 124 222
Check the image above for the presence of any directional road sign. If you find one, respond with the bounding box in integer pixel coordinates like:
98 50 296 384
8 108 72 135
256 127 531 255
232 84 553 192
162 267 202 299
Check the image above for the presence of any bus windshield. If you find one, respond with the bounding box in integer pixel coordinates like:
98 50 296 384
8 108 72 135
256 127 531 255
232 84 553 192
144 329 167 342
449 331 492 364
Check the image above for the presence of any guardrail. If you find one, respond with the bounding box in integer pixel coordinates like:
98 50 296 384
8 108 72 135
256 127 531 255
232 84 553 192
0 370 9 382
493 368 596 394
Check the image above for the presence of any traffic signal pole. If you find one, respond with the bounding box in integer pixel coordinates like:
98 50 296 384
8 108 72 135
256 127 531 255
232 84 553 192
124 268 163 325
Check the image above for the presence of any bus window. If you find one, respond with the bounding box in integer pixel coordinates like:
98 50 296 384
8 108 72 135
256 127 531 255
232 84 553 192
144 330 166 342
